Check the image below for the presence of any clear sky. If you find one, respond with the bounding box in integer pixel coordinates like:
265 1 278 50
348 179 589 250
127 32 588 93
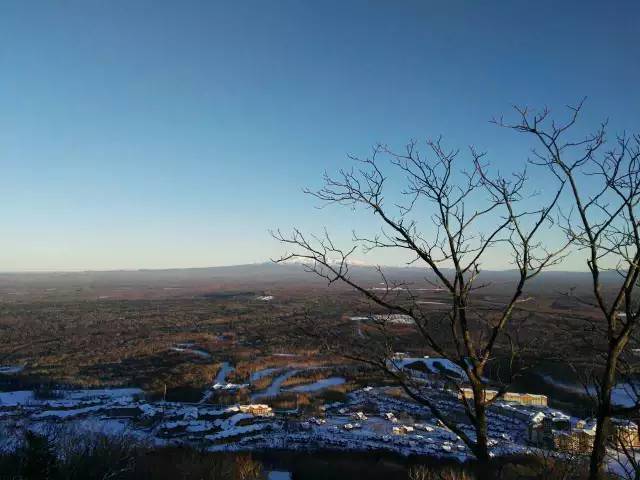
1 1 639 271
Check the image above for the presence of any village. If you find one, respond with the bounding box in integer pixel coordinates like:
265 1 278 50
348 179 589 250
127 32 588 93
1 352 638 465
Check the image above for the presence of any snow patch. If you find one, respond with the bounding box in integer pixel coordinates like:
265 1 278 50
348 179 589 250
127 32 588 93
287 377 346 393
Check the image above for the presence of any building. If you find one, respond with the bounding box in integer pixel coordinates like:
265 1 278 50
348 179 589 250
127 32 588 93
611 419 640 449
458 388 548 407
543 414 572 435
502 392 548 407
529 412 597 454
238 404 273 417
458 388 499 403
528 421 545 445
553 429 595 454
351 411 368 421
392 425 414 435
528 412 571 447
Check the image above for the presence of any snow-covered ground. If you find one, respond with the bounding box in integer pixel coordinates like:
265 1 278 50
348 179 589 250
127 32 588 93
286 377 346 392
58 388 143 401
2 362 634 469
251 370 300 400
214 362 234 384
171 343 212 359
607 449 640 479
0 365 25 375
250 367 283 383
267 471 292 480
201 362 244 402
0 390 35 406
0 382 599 465
391 357 468 379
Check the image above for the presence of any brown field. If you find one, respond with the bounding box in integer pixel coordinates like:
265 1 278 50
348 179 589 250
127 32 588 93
0 264 634 413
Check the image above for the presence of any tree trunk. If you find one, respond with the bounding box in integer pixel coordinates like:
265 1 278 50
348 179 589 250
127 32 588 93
589 350 618 480
589 411 610 480
472 385 492 480
474 455 492 480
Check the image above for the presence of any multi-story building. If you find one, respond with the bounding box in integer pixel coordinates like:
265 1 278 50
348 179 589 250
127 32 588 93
529 412 596 454
611 419 640 449
502 391 548 407
458 388 499 403
238 404 273 416
458 388 548 407
543 414 571 435
528 421 545 445
553 428 595 454
392 425 415 435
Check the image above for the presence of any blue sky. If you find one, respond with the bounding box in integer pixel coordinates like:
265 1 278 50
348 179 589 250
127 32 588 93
1 1 638 271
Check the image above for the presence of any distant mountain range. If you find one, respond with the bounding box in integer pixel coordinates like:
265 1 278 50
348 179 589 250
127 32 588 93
0 261 620 296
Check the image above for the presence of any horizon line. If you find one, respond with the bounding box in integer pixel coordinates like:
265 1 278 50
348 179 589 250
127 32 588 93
0 262 594 275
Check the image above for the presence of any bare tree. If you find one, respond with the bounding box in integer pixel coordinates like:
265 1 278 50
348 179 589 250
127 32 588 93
498 100 640 480
530 447 590 480
273 138 566 478
608 430 640 480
